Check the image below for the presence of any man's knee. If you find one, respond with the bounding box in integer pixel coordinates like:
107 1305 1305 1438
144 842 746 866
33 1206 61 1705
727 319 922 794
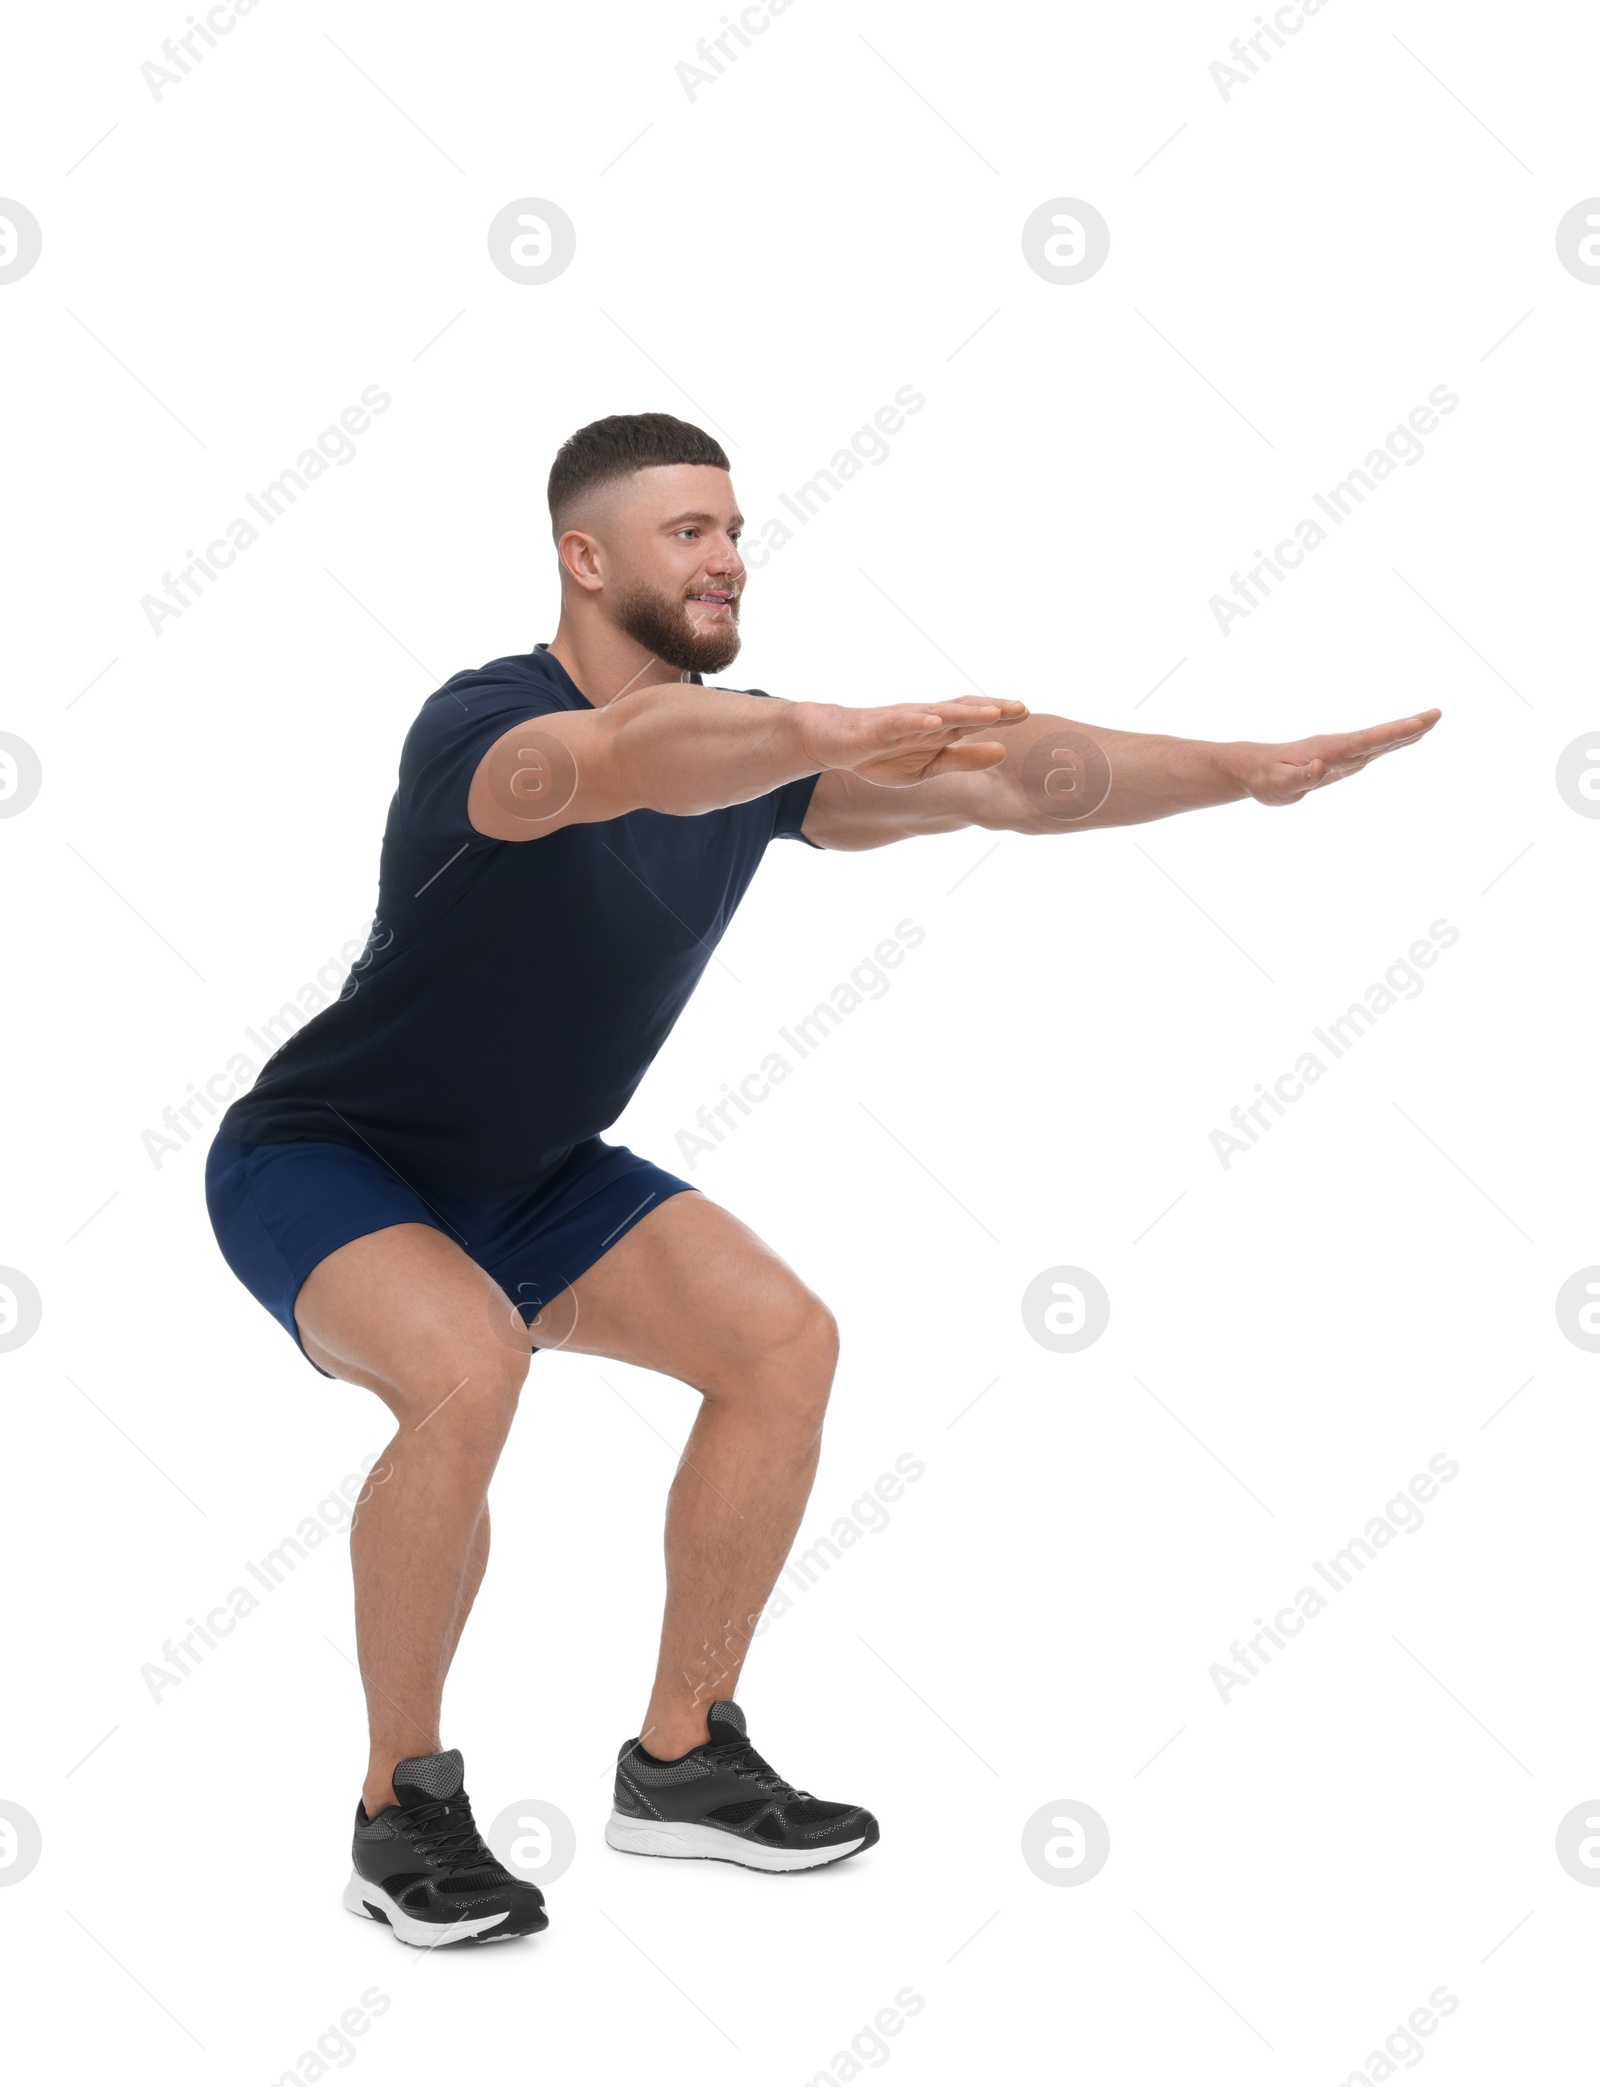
404 1345 528 1464
793 1293 840 1382
707 1284 838 1406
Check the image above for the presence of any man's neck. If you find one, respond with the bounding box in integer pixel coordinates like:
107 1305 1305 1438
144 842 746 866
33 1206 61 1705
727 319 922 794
546 619 688 709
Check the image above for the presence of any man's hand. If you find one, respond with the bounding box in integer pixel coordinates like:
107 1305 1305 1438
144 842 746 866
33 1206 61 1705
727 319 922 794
794 695 1030 787
1227 709 1442 806
800 702 1444 850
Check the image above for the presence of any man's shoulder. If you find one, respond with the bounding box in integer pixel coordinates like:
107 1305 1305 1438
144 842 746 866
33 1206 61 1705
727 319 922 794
389 649 581 822
419 647 579 723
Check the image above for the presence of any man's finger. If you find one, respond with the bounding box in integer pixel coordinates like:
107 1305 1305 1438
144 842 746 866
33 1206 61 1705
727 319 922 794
869 707 968 744
1319 709 1442 761
870 699 1022 747
1349 723 1435 759
925 740 1008 775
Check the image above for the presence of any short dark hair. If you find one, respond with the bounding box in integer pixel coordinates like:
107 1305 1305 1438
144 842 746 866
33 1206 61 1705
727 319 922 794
547 412 729 534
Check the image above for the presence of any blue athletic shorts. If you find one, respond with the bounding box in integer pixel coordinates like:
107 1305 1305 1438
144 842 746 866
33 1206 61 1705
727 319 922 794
204 1131 696 1376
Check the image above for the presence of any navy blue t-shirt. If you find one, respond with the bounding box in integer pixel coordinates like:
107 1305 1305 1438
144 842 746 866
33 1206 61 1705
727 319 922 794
220 644 819 1197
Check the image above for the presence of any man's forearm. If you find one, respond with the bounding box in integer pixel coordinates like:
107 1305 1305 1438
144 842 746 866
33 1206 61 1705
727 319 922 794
982 716 1249 834
598 686 1016 821
799 700 1438 850
603 684 818 818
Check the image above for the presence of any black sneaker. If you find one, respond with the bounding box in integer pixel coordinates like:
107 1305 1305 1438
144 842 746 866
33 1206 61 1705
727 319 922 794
606 1700 878 1872
343 1748 548 1946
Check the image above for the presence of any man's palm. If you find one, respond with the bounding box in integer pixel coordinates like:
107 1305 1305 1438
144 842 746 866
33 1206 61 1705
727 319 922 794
800 695 1028 788
851 733 1014 787
1249 709 1441 805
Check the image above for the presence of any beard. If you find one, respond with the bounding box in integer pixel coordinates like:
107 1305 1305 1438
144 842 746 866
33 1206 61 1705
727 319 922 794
612 578 743 676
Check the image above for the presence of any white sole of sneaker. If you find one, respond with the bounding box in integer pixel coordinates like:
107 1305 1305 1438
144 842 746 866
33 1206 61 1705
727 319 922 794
342 1868 517 1946
604 1812 867 1871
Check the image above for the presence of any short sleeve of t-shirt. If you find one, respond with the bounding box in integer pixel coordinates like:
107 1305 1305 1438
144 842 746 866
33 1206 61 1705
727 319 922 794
396 674 572 853
770 772 821 844
735 683 820 846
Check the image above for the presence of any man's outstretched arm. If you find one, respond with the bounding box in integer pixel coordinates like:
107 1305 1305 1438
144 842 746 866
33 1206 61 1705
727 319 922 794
798 707 1443 851
467 685 1029 839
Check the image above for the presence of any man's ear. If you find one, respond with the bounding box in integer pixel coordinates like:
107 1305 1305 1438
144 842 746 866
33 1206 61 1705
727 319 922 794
557 527 605 593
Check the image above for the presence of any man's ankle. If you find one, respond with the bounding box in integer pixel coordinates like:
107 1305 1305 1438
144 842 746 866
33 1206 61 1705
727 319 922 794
637 1714 712 1762
362 1732 444 1816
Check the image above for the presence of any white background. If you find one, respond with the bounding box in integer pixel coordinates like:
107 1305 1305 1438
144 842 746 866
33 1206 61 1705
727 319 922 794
3 0 1598 2080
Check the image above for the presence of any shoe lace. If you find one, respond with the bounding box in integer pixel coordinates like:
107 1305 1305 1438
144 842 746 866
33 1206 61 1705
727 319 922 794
403 1795 494 1872
704 1738 810 1805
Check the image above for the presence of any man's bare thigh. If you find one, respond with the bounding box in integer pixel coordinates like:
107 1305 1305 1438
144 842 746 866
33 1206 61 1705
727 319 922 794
531 1191 828 1391
291 1193 824 1410
294 1221 525 1411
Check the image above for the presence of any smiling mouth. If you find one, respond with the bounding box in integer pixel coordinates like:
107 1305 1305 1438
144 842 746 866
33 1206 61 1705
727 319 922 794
686 591 735 615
